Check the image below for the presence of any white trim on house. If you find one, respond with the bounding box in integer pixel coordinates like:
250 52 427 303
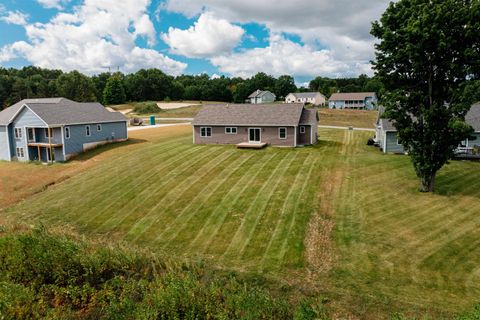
383 132 387 153
278 127 287 139
300 126 306 134
44 128 51 139
61 126 66 160
16 147 25 159
27 127 36 142
192 126 195 144
248 127 262 143
310 125 313 145
14 127 23 139
7 104 49 127
64 126 70 139
85 125 91 137
225 127 237 134
97 124 102 132
5 125 12 161
200 127 212 137
294 126 297 147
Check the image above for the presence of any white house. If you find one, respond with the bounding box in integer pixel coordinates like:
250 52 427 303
246 90 276 104
285 92 326 106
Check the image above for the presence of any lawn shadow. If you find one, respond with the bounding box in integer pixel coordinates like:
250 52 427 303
69 138 147 162
435 162 480 196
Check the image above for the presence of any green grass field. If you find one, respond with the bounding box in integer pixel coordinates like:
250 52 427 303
3 125 480 318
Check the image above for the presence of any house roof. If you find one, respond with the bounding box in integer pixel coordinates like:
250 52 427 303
465 103 480 131
299 108 319 125
193 103 305 126
380 103 480 132
248 90 275 98
329 92 376 101
289 92 323 99
0 98 126 126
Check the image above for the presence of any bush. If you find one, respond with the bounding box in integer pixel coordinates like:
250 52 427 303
133 102 161 114
0 227 300 319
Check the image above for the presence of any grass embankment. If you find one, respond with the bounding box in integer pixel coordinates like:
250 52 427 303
110 101 202 118
0 227 308 319
3 117 480 317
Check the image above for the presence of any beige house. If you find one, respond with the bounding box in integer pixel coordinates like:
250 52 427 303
285 92 326 106
192 103 318 147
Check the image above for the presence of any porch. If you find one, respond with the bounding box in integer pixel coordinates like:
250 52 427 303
236 142 268 149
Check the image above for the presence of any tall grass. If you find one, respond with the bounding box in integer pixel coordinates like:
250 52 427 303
0 226 321 320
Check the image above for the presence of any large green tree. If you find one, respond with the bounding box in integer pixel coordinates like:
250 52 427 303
371 0 480 192
103 74 126 105
55 71 97 102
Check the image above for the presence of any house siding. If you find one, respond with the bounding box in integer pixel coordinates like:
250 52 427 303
297 125 312 145
384 131 405 153
11 107 47 161
194 126 296 147
0 126 10 161
64 121 127 157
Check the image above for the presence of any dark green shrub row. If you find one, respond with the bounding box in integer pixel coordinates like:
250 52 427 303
0 227 319 319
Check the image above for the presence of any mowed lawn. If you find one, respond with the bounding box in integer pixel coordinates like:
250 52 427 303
3 125 480 318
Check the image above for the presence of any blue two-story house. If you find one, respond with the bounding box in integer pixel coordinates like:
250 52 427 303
0 98 128 163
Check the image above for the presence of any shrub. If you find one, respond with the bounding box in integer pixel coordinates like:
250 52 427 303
0 227 300 319
133 102 160 114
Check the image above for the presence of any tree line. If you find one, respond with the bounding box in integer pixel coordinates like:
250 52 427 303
0 66 384 110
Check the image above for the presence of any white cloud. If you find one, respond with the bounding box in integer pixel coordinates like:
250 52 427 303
0 0 187 75
1 11 29 25
164 0 390 77
161 12 244 58
210 34 371 78
36 0 68 10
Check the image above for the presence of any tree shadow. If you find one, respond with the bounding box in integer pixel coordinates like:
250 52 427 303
69 138 147 162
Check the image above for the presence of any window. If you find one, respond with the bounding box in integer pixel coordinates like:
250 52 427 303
44 128 51 138
85 125 91 137
97 124 102 132
279 127 287 139
14 128 22 139
460 139 468 148
397 138 402 145
200 127 212 137
300 126 306 134
65 127 70 139
16 147 25 158
225 127 237 134
27 128 35 142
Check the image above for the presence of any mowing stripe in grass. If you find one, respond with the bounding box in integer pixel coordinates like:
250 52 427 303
186 153 278 255
263 156 319 270
221 152 299 261
258 154 314 267
154 153 256 246
126 149 236 241
79 144 222 233
40 141 199 226
25 138 194 223
76 143 208 229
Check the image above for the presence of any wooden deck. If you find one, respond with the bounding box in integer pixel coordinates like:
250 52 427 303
236 142 268 149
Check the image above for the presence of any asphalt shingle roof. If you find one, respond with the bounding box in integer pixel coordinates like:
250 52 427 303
193 103 305 126
329 92 376 101
465 103 480 131
0 98 126 126
299 108 318 125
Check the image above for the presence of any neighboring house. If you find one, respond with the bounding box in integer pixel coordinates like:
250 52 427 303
192 103 318 147
0 98 128 163
328 92 377 110
246 90 276 104
285 92 326 105
375 103 480 154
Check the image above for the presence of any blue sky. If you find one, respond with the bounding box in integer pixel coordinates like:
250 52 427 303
0 0 390 84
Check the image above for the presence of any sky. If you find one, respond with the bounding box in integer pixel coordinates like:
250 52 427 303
0 0 391 85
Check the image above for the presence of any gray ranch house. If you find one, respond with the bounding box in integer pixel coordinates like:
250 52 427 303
328 92 377 110
375 103 480 154
285 92 326 106
192 103 318 147
246 90 276 104
0 98 128 163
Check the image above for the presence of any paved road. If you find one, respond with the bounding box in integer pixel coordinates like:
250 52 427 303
128 123 191 131
318 125 375 132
